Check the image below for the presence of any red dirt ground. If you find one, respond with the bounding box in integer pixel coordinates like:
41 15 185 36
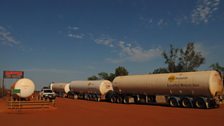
0 97 224 126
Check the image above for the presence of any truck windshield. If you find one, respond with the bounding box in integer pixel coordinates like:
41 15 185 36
44 90 53 93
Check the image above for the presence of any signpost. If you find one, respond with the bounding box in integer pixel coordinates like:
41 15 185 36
1 71 24 97
11 89 21 110
13 89 21 94
3 71 24 79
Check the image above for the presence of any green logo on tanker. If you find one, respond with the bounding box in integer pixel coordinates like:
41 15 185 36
168 75 176 82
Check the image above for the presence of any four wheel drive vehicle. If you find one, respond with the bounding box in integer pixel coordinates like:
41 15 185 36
39 89 56 101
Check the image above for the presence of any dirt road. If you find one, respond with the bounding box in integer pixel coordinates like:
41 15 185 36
0 97 224 126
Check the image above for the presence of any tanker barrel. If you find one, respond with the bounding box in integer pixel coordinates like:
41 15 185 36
69 80 114 96
112 70 223 98
11 78 35 98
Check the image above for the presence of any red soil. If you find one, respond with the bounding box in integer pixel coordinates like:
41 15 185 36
0 97 224 126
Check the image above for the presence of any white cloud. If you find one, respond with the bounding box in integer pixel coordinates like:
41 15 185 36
139 16 153 25
93 35 162 63
175 16 188 26
68 26 79 30
191 0 220 24
68 33 85 39
117 41 162 62
157 19 167 27
140 17 168 28
95 38 114 47
66 25 162 63
67 26 85 39
0 26 19 47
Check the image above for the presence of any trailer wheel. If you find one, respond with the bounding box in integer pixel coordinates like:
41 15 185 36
140 97 146 104
117 97 123 103
74 94 78 99
86 95 90 100
96 97 101 102
95 95 100 102
123 97 129 104
169 98 179 107
181 98 192 108
194 98 206 109
110 97 116 103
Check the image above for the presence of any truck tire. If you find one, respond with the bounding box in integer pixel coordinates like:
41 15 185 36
181 98 192 108
74 94 78 99
95 94 100 102
116 97 123 103
123 96 129 104
140 97 146 104
96 97 100 102
86 95 90 100
169 98 179 107
194 98 206 109
110 97 116 103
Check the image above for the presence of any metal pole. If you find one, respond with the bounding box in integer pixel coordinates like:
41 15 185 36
0 79 1 97
1 78 4 97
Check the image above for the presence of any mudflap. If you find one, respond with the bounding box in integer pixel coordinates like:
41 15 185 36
207 99 219 108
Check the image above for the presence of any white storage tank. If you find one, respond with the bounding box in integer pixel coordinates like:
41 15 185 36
11 78 35 98
113 71 223 97
69 80 113 96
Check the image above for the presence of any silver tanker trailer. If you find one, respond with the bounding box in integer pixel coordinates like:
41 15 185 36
110 70 223 109
50 82 70 97
69 80 113 101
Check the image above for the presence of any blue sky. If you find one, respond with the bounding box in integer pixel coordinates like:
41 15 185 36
0 0 224 90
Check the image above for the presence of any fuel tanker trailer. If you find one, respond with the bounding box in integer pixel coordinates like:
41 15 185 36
69 80 113 101
111 70 223 109
50 82 70 97
11 78 35 100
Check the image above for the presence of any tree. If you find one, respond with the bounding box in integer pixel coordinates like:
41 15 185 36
178 43 205 72
153 67 169 74
115 66 128 76
97 72 115 81
108 73 116 81
87 66 128 81
88 75 99 80
210 63 224 71
98 72 109 80
162 42 205 72
162 44 180 72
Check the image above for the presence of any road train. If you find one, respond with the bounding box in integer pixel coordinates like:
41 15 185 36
49 70 224 109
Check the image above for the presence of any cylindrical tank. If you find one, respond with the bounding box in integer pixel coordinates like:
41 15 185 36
69 80 113 96
50 83 70 93
113 71 223 97
11 78 35 98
